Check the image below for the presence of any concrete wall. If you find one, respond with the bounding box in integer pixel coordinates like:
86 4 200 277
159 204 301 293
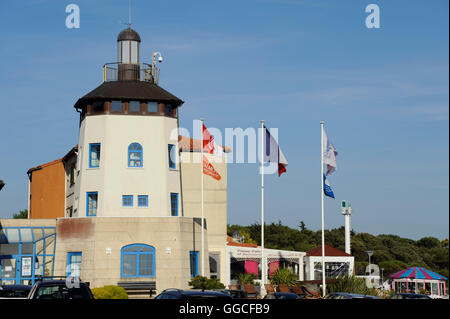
180 152 227 285
53 217 208 293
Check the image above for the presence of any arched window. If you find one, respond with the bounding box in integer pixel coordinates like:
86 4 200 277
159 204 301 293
120 244 155 278
128 143 143 167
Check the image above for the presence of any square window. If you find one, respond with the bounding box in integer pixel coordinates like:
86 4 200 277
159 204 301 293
89 143 100 168
164 104 172 116
123 195 133 207
92 101 104 113
111 100 123 112
147 102 158 113
129 101 141 113
138 195 148 207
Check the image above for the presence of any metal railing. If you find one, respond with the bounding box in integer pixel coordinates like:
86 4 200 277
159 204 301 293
102 62 160 84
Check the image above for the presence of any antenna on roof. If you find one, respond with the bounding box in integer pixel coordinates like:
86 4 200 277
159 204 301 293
128 0 132 26
120 0 132 28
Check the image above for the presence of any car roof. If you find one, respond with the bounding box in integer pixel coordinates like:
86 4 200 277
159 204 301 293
162 289 229 296
0 285 32 290
329 292 378 298
35 280 88 286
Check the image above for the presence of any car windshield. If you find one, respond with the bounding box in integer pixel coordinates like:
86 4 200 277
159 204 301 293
35 284 90 299
0 288 30 298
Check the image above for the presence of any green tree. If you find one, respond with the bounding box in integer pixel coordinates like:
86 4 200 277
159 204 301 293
13 209 28 219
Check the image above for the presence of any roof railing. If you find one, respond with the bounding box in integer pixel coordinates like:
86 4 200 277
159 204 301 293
102 62 159 84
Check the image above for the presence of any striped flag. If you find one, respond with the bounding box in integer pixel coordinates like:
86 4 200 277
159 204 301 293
263 126 288 176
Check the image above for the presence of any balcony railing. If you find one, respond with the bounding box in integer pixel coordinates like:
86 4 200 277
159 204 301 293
102 62 160 84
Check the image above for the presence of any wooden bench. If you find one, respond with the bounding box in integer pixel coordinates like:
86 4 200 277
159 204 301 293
117 281 156 298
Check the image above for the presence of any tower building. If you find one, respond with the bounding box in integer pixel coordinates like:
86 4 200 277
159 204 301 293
72 27 184 218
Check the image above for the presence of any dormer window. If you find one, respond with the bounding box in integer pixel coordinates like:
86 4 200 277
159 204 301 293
92 101 104 113
129 101 140 113
147 102 158 113
111 100 123 112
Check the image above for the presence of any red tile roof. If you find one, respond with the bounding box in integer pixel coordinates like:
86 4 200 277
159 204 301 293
226 235 259 248
178 136 230 153
306 245 352 257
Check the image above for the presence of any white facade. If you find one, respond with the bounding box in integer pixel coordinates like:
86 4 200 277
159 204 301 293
305 255 354 281
225 245 306 287
73 114 181 218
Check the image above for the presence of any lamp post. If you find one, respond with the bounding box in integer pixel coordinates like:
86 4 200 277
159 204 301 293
381 267 384 287
365 250 373 275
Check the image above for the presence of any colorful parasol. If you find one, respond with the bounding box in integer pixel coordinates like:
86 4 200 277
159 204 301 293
390 267 447 280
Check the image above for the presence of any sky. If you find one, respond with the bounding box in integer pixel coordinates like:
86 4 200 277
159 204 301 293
0 0 448 240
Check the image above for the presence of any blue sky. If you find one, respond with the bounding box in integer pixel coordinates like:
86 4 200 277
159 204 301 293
0 0 448 240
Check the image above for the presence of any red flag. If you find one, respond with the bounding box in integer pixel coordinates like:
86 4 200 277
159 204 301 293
202 123 215 154
203 155 221 180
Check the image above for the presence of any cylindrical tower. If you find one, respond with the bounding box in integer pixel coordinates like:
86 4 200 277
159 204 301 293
72 28 184 218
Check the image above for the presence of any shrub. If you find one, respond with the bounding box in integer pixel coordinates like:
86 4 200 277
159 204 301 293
327 275 378 296
91 285 128 299
237 273 257 286
188 276 225 290
269 268 297 286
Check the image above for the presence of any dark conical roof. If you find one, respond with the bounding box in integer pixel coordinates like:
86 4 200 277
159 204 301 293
73 81 184 109
117 27 141 42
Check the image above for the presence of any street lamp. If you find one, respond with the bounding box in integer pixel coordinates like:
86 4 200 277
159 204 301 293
381 267 384 285
365 250 373 275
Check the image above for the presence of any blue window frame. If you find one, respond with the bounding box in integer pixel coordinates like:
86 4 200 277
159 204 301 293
138 195 148 207
67 252 82 277
89 143 100 168
86 192 98 216
128 143 143 167
120 244 155 278
122 195 133 207
190 251 199 277
170 193 178 216
168 144 176 169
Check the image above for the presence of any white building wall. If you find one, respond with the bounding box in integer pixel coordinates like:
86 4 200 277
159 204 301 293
75 114 181 217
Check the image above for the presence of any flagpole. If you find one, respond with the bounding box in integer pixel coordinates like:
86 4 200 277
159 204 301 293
320 121 326 297
200 118 205 277
260 120 265 296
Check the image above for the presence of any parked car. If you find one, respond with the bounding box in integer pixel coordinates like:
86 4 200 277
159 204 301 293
155 288 232 299
27 279 94 299
324 292 380 299
211 289 247 299
264 292 303 299
387 293 431 299
0 284 32 299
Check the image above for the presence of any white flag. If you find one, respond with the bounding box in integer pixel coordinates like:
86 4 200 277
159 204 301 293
322 130 338 176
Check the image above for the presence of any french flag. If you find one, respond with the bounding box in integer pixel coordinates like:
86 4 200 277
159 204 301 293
263 126 288 176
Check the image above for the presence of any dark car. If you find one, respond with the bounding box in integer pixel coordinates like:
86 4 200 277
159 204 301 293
264 292 303 299
212 289 247 299
324 292 380 299
0 284 32 299
155 288 233 299
27 279 94 299
387 293 431 299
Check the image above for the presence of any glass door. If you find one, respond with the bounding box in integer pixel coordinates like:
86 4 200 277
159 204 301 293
0 256 18 285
